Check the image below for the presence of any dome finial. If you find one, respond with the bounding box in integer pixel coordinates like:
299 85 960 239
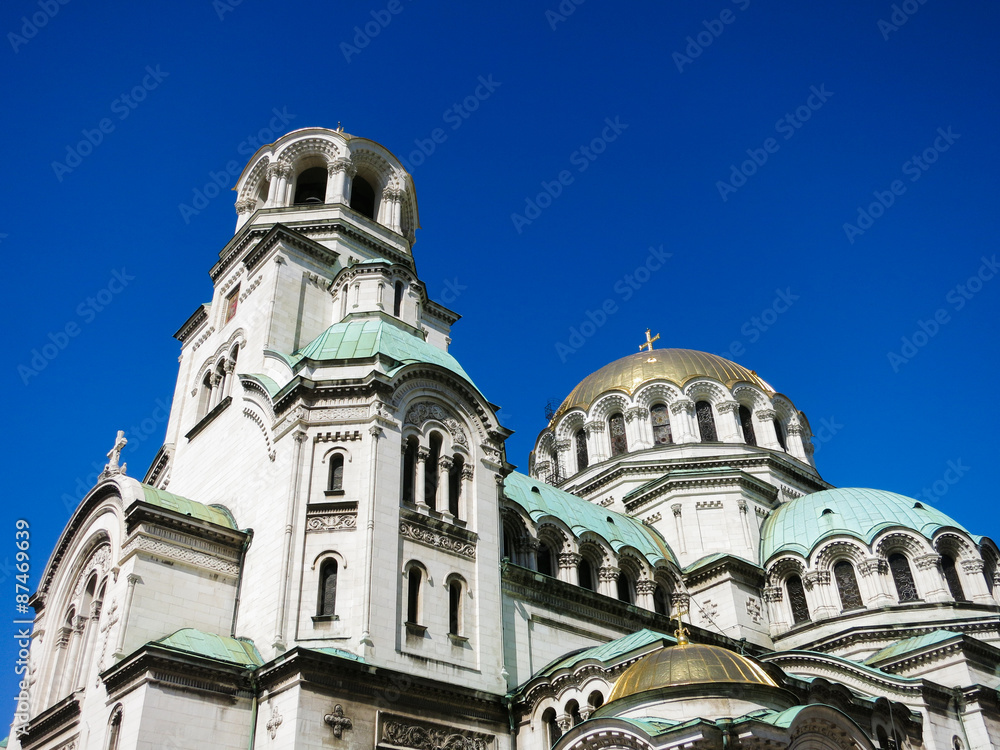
672 598 690 646
639 328 660 353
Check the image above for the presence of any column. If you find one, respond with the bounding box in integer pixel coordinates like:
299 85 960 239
584 421 606 463
461 465 474 520
382 186 403 233
325 158 356 204
625 407 650 450
785 422 809 460
209 372 223 409
914 554 950 602
755 409 781 449
558 553 581 585
635 579 657 611
598 566 620 598
669 399 696 443
858 557 894 606
716 401 743 443
960 559 994 605
804 570 838 619
672 504 686 555
553 440 571 481
222 358 234 398
437 456 454 517
414 448 429 509
738 499 753 552
763 585 787 632
113 574 141 658
266 161 291 208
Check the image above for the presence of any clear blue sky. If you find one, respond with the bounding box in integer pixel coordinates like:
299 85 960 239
2 0 998 725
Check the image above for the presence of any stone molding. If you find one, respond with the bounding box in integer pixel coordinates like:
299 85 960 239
404 403 468 447
121 535 239 576
379 714 494 750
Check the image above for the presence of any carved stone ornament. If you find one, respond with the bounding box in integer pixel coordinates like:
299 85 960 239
324 704 353 739
266 703 283 739
400 522 476 559
382 718 494 750
404 403 468 447
306 514 358 532
746 596 763 624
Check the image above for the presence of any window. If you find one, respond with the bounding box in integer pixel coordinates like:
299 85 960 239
537 543 554 577
889 553 919 602
578 558 595 591
328 454 344 493
448 455 463 518
587 691 604 711
106 706 123 750
394 281 404 317
787 575 810 624
739 405 756 446
542 708 561 746
566 700 582 726
773 418 787 451
575 429 589 471
616 571 634 604
448 579 463 636
406 565 422 624
651 404 673 445
318 560 338 617
402 438 417 503
350 175 376 219
834 561 864 611
653 584 669 615
696 401 717 442
424 434 442 506
941 554 966 601
609 413 628 456
224 286 239 324
293 166 327 204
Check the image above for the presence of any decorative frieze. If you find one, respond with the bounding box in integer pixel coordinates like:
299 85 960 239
695 500 723 510
404 403 468 447
306 514 357 532
379 714 494 750
121 536 239 576
399 512 477 559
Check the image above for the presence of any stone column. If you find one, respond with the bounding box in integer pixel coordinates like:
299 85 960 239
114 574 141 658
625 407 650 450
598 566 620 598
553 439 570 481
785 422 809 460
382 186 403 233
859 557 894 606
209 372 223 409
738 499 753 552
460 465 474 521
635 579 657 611
755 409 781 449
670 399 696 443
804 571 838 619
914 554 950 602
558 553 581 585
517 538 538 571
716 401 743 443
266 161 291 208
584 421 606 463
222 358 234 398
672 504 686 555
325 158 356 204
961 559 995 605
763 585 788 632
437 456 454 517
414 448 430 509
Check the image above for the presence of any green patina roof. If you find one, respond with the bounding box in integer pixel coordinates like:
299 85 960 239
767 649 917 682
533 628 674 679
155 628 262 668
241 373 282 398
140 485 238 529
760 488 966 562
310 646 366 663
865 630 962 665
291 314 476 389
504 473 678 567
684 552 761 574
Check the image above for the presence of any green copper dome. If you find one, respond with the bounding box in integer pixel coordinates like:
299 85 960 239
760 488 968 562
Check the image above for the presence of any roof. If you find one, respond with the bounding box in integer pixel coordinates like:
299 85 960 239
534 629 675 679
504 473 677 567
140 484 238 529
154 628 262 668
557 349 774 416
760 487 967 561
291 313 477 389
865 630 962 665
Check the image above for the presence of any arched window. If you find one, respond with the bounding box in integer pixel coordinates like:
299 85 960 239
542 708 561 747
941 554 966 601
566 700 582 726
328 453 344 493
106 705 123 750
537 543 554 577
773 418 787 451
448 578 464 636
652 584 669 615
984 555 997 595
402 437 417 503
318 559 338 617
575 429 589 471
350 175 376 219
609 413 628 456
616 571 634 604
587 690 604 711
578 558 595 591
787 575 810 624
448 455 463 518
739 405 756 446
834 561 864 611
424 433 442 505
393 281 404 317
406 565 423 624
889 553 919 602
695 401 717 442
294 167 328 204
651 404 673 445
199 370 213 417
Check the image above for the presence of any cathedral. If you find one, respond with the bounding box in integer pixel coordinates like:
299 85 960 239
10 126 1000 750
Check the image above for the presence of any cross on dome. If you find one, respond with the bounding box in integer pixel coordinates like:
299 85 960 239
639 328 660 353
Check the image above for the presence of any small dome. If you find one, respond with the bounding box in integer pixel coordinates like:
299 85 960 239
760 488 967 562
557 349 773 416
608 643 777 703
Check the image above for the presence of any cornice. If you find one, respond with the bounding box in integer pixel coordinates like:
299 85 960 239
173 303 210 343
16 694 79 747
101 643 255 702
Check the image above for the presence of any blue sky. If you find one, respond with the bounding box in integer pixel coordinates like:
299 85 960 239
2 0 998 726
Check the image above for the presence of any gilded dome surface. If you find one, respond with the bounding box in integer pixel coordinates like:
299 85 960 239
608 643 778 702
557 349 773 416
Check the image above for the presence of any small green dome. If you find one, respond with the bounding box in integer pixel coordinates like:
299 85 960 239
760 488 967 562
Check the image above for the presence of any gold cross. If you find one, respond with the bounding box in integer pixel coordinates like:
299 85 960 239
639 328 660 353
672 598 690 646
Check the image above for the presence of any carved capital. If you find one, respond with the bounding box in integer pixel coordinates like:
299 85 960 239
438 456 454 472
235 198 256 215
461 465 474 481
962 559 985 573
755 409 777 421
267 161 291 179
554 439 571 451
635 579 657 595
624 406 648 422
915 553 942 571
328 157 357 177
803 570 830 589
763 585 783 602
716 401 739 414
558 552 582 569
416 447 431 463
599 566 620 582
859 557 887 577
787 423 805 436
583 420 604 434
671 503 682 517
669 398 694 415
738 499 748 513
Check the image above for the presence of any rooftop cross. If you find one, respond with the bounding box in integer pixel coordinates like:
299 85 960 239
672 598 690 646
103 430 128 477
639 328 660 353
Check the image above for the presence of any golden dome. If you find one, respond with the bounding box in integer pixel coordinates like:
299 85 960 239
608 643 778 702
557 349 773 417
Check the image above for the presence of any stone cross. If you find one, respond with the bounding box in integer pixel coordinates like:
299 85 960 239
104 430 128 476
266 703 283 739
324 704 353 739
639 328 660 353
